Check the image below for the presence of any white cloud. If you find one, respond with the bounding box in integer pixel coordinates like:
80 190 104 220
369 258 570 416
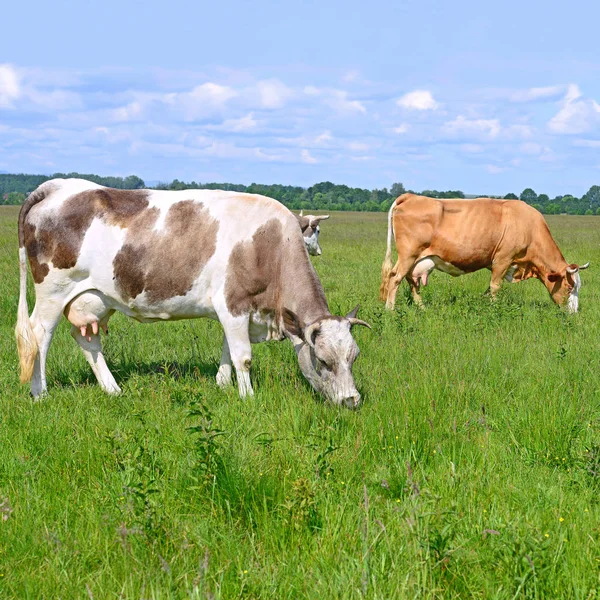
397 90 438 111
303 86 366 114
0 64 20 108
460 143 484 153
315 130 333 144
486 165 506 174
348 141 369 152
393 124 409 134
443 115 501 138
27 88 82 111
573 139 600 148
255 79 293 109
217 112 258 132
301 149 317 163
328 90 366 113
503 124 534 139
548 84 600 134
112 101 143 122
189 82 237 105
342 70 360 83
510 85 565 102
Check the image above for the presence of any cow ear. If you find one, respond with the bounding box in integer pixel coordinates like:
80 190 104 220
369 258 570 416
295 214 309 230
547 272 562 282
283 308 304 339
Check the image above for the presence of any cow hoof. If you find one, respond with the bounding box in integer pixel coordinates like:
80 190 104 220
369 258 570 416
216 366 232 388
103 384 122 395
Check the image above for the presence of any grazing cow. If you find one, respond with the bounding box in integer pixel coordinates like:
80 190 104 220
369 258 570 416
15 179 369 407
295 210 329 256
380 193 589 312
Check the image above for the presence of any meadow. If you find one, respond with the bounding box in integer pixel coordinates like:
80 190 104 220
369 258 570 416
1 205 600 599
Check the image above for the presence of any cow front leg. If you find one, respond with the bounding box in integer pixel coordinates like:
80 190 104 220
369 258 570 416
489 262 512 299
70 326 121 394
220 316 254 398
216 335 232 388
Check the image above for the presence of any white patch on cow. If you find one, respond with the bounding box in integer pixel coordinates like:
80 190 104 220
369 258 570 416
567 271 581 313
304 227 321 256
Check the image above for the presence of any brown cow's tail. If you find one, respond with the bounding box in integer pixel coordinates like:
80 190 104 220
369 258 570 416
379 199 397 301
14 185 51 383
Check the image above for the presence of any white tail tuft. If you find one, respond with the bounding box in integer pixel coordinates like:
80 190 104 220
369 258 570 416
15 247 38 383
379 200 396 301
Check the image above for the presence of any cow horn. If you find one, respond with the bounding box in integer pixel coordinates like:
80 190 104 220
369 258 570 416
299 210 303 217
348 318 372 330
580 262 590 270
346 304 360 319
566 265 578 274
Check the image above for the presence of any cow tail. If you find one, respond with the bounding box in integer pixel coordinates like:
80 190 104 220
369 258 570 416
379 199 396 301
15 186 49 383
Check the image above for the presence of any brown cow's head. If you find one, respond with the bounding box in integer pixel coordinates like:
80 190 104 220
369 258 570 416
546 262 590 312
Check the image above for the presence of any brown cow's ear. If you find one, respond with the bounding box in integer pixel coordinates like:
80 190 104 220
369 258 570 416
283 309 304 339
547 272 562 282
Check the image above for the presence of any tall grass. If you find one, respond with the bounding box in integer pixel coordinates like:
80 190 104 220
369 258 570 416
1 206 600 598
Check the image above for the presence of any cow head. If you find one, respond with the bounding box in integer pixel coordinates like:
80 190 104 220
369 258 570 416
296 212 330 256
283 305 370 408
546 262 590 312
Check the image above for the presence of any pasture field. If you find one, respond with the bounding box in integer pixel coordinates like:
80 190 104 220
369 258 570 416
2 206 600 599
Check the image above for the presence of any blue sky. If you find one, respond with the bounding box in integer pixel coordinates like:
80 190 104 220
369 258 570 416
1 0 600 195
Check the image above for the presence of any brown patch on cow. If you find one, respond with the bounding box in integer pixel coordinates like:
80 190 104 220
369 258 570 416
225 219 284 316
23 187 150 284
113 200 219 303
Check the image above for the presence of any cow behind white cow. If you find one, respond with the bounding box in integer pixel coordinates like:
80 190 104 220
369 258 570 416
15 179 369 407
295 210 329 256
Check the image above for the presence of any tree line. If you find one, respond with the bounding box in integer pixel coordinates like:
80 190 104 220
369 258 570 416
1 173 599 215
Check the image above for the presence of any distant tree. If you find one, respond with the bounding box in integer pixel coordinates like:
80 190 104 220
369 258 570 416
582 185 600 210
390 182 406 197
520 188 538 204
537 194 549 204
504 193 518 199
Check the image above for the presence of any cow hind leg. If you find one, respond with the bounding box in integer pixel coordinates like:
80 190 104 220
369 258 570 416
29 299 65 398
384 258 417 310
406 277 425 309
65 291 120 394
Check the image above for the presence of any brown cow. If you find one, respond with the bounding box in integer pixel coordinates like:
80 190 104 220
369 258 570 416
380 193 589 312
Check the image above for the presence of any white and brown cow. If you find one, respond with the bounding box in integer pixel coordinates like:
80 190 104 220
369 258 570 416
15 179 369 407
295 210 329 256
380 193 589 311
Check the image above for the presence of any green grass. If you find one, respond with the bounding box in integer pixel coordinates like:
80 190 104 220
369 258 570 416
2 206 600 598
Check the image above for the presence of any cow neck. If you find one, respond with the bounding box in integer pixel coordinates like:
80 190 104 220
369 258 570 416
281 246 330 326
532 229 568 282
